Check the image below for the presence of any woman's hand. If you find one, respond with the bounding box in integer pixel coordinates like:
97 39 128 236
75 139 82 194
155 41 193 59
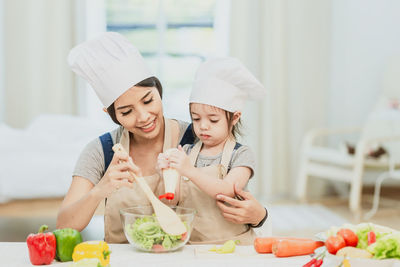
168 146 193 177
216 183 266 225
95 151 141 198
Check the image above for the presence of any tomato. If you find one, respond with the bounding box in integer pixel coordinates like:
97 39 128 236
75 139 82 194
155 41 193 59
180 232 188 240
325 235 346 255
368 231 376 245
337 228 358 247
152 244 165 252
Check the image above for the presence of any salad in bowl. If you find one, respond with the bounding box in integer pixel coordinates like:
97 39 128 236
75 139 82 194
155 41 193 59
120 205 195 252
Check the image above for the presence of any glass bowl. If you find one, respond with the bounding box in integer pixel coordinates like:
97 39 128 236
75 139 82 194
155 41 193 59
120 205 195 252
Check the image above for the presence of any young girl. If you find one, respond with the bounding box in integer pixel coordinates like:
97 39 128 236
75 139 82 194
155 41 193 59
158 57 266 245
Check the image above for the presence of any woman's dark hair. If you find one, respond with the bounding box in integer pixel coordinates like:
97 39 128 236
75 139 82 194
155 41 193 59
106 76 162 125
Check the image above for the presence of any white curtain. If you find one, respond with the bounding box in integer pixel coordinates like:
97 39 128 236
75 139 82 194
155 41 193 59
229 0 332 200
2 0 76 128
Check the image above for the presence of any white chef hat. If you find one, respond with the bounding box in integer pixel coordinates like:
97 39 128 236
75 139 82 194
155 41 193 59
190 57 266 112
67 32 153 107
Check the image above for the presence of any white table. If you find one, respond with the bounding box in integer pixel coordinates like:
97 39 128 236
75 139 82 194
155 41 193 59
1 242 311 267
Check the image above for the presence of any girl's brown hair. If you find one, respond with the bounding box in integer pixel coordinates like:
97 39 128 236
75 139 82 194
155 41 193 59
225 111 242 139
106 76 162 125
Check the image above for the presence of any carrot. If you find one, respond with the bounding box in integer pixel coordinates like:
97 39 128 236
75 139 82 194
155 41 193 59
272 239 324 257
254 237 311 254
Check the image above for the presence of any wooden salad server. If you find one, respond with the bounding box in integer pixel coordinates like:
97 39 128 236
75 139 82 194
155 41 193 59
112 143 186 236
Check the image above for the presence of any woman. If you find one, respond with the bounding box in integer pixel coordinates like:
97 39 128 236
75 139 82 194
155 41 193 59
57 32 267 243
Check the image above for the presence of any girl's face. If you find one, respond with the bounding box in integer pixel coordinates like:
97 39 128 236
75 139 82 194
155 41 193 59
190 103 231 147
114 86 163 141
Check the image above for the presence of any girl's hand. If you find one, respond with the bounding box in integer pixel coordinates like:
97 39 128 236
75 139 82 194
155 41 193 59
157 152 170 171
96 151 141 198
168 146 192 176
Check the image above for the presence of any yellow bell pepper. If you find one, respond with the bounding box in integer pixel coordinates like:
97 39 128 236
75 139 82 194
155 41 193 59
72 241 111 267
343 258 351 267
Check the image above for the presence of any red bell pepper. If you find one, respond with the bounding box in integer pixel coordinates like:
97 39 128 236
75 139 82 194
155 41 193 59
26 225 56 265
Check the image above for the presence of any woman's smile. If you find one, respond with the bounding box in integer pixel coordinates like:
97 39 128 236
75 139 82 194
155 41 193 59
138 118 156 133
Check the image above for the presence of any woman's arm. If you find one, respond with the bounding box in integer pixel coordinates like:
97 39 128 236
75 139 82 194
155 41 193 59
56 177 101 231
57 151 138 231
215 183 267 226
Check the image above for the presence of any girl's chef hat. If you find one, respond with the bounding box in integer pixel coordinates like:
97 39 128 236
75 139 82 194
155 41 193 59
68 32 153 108
190 57 265 112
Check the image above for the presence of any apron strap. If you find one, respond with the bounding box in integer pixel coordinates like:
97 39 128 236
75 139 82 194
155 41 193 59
162 118 173 151
219 138 236 177
99 132 114 172
188 138 236 177
188 141 202 166
101 117 173 172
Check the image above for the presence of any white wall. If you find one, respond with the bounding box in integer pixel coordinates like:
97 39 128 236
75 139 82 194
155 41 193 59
3 0 76 128
0 0 4 122
329 0 400 129
286 1 331 195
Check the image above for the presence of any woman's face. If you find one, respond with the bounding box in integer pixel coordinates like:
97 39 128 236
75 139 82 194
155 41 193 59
114 86 163 141
190 103 230 147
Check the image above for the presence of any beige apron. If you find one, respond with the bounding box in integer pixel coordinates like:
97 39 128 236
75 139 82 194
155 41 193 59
179 138 256 245
104 118 174 243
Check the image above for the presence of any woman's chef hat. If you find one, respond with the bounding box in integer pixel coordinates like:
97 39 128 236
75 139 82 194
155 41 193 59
68 32 153 107
190 57 266 112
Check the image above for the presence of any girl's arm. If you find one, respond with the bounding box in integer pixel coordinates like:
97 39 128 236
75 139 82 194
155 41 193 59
168 148 251 198
185 166 250 198
57 151 138 231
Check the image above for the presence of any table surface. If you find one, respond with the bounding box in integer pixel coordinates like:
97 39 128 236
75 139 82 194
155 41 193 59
1 242 312 267
3 242 400 267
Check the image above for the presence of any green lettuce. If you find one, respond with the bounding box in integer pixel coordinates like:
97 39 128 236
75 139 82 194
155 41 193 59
355 223 391 249
125 215 186 251
367 232 400 259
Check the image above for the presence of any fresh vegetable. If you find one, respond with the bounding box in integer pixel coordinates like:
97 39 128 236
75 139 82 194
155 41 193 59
302 258 316 267
325 235 346 255
272 239 324 257
53 228 83 262
126 215 186 251
354 223 390 249
209 240 239 254
322 223 399 259
342 258 351 267
337 229 358 247
314 258 323 267
367 232 400 259
368 231 376 245
336 246 372 258
68 258 102 267
302 250 325 267
26 225 56 265
72 241 110 267
254 237 310 253
152 244 165 252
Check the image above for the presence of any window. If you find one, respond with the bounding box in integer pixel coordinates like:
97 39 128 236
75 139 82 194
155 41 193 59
105 0 229 122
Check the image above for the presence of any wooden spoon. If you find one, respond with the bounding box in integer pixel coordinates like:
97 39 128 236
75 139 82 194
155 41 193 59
112 143 186 235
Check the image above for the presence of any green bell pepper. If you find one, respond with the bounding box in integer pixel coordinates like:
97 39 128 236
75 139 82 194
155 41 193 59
53 228 83 262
